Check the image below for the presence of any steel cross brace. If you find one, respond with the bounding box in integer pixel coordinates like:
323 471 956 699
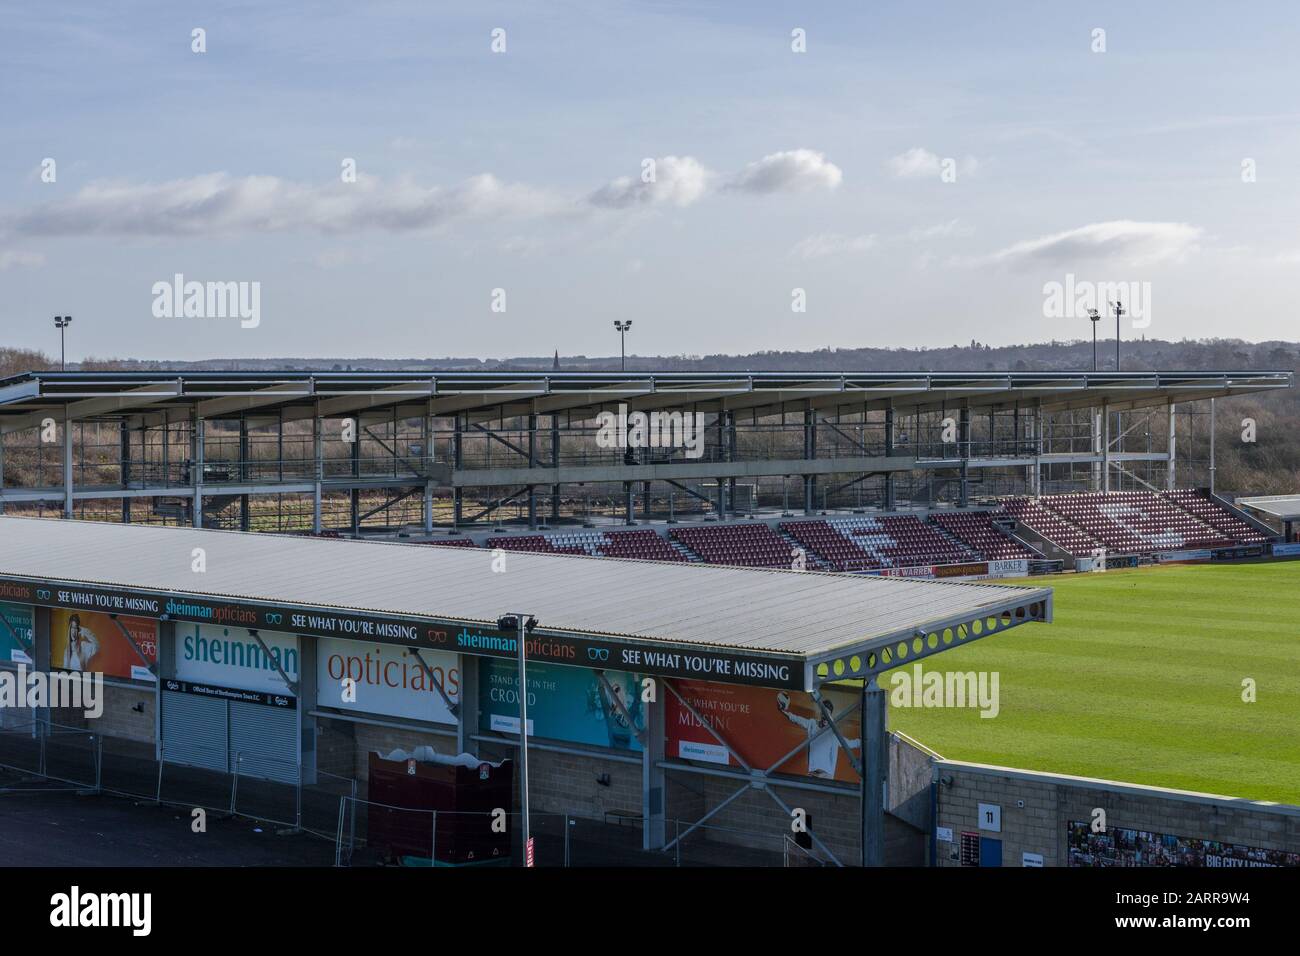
659 679 852 866
108 614 157 674
246 629 298 695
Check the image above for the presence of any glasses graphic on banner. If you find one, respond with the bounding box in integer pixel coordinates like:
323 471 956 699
587 648 610 661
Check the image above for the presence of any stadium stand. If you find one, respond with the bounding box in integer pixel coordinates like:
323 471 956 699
877 515 980 567
1002 490 1273 556
1163 489 1272 545
484 528 688 561
779 515 979 570
411 491 1269 569
668 522 795 568
931 510 1042 560
1001 497 1102 556
780 519 881 572
420 537 480 548
1035 492 1220 553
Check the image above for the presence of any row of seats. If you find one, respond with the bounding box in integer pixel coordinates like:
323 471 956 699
409 490 1269 566
1001 498 1102 556
1163 489 1270 544
778 515 994 571
1038 492 1232 553
481 529 687 562
931 511 1042 560
1004 491 1270 555
668 523 797 568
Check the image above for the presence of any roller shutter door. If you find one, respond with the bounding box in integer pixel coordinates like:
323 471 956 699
160 689 227 772
229 700 299 783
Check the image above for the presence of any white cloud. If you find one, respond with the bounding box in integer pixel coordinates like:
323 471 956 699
725 149 842 194
8 172 565 238
908 219 974 241
888 148 978 180
0 249 44 270
889 147 941 179
984 220 1203 268
2 149 842 241
791 233 877 260
588 156 711 209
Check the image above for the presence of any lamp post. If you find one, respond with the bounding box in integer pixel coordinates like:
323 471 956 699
1086 309 1100 371
1109 299 1125 371
613 320 632 371
53 316 72 370
498 612 538 866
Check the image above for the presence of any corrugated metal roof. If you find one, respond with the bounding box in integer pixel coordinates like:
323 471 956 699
0 516 1050 658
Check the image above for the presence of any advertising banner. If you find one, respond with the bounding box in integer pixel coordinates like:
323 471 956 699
869 560 1028 581
1067 821 1300 867
176 623 297 696
664 681 861 782
0 577 805 689
318 637 459 725
0 602 33 665
480 659 645 752
50 609 156 681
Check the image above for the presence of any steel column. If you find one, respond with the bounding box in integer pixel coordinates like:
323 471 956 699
861 676 887 867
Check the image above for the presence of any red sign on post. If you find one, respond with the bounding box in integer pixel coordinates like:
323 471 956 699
525 837 535 868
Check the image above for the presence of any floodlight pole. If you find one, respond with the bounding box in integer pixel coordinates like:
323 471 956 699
614 320 632 371
1088 310 1099 371
54 316 72 371
1112 300 1124 371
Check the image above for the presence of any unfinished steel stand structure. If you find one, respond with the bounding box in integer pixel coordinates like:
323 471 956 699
0 370 1290 531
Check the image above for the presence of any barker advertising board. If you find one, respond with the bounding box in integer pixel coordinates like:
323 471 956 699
0 602 33 665
480 660 646 752
318 637 459 725
665 681 861 782
50 609 156 681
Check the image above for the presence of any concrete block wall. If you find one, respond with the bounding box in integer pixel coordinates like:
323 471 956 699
936 760 1300 867
90 686 156 744
478 740 642 820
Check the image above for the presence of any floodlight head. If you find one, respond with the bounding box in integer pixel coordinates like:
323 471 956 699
496 615 517 632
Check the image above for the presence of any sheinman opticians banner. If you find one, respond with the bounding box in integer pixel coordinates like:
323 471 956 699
0 602 33 665
176 623 297 697
665 681 861 782
480 659 646 752
50 609 156 681
317 637 459 725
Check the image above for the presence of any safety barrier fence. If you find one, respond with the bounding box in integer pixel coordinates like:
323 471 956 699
331 795 835 868
0 721 355 840
0 723 832 866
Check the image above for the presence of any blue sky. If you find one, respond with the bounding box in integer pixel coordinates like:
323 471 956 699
2 1 1298 362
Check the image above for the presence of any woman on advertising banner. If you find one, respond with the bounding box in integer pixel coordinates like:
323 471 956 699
61 614 100 672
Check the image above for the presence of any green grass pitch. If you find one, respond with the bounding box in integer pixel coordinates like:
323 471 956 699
881 561 1300 805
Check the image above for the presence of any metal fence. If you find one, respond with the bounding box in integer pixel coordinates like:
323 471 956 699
0 723 835 867
330 796 836 867
0 720 355 840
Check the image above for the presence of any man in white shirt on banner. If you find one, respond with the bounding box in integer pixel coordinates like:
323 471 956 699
776 692 860 779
